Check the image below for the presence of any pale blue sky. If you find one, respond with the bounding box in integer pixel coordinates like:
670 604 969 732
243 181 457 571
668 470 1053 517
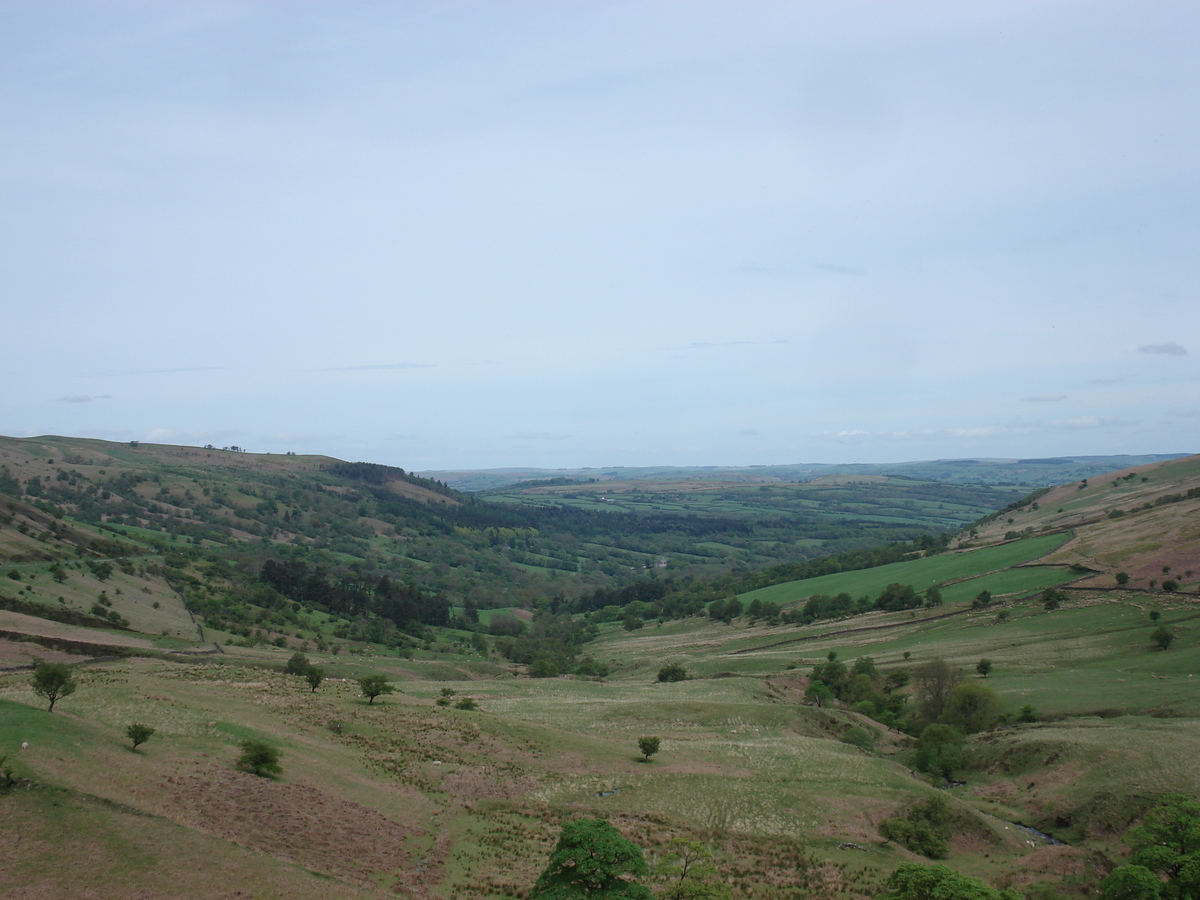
1 1 1196 468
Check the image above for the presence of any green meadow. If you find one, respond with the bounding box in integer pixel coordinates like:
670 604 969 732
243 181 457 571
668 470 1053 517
739 533 1074 605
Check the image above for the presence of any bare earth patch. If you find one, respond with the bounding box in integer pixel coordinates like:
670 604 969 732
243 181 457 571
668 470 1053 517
159 764 419 888
0 610 156 649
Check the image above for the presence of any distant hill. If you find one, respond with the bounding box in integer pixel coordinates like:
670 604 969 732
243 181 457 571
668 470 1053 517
0 435 1019 636
963 452 1200 590
421 454 1188 492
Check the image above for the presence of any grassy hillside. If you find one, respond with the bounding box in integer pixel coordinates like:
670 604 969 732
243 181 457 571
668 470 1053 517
2 441 1198 898
0 435 1023 616
4 572 1197 898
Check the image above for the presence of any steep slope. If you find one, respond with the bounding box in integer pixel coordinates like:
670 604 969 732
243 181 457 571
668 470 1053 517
966 453 1200 591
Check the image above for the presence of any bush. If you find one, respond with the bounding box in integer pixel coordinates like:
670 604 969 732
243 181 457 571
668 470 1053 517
285 652 310 675
878 797 955 858
914 724 965 780
637 736 661 761
841 726 874 752
237 739 282 777
454 697 478 710
1152 627 1176 651
657 664 688 683
126 722 155 750
883 863 1022 899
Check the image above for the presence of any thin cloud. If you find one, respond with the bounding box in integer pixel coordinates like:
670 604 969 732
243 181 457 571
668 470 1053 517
90 366 231 377
1022 394 1066 403
507 432 571 441
814 263 865 276
738 428 760 436
324 363 433 371
1170 408 1200 417
1089 376 1122 384
1137 343 1187 356
53 394 111 403
1048 416 1136 430
681 340 788 350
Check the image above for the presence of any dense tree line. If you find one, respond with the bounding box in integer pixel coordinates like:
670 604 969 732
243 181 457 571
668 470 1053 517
259 559 449 628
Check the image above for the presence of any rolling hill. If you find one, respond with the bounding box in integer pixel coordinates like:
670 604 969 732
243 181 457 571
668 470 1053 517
1 439 1197 899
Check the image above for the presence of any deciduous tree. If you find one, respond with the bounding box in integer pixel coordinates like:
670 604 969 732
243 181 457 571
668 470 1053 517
358 674 395 703
1102 793 1200 899
304 665 325 693
126 722 155 750
881 863 1021 899
637 736 660 761
237 739 281 777
531 819 653 900
31 662 77 712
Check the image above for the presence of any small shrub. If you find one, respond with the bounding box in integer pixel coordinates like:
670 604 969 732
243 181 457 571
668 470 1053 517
126 722 155 750
637 736 661 761
657 664 688 683
878 797 954 858
237 739 281 777
304 665 324 693
841 726 874 752
454 697 478 710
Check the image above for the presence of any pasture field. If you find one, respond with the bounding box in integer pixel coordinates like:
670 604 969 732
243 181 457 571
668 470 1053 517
738 532 1074 606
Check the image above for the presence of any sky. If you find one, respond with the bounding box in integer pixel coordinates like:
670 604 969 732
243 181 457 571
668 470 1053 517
1 1 1197 470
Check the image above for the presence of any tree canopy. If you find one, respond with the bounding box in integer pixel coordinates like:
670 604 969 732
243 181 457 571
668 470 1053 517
31 662 77 712
1100 793 1200 900
881 863 1021 900
531 819 653 900
358 674 395 704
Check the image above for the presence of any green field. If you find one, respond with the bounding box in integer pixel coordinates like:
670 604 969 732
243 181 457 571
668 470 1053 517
740 533 1074 605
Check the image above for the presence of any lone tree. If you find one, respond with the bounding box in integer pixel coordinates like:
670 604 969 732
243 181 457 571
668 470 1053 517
637 736 660 762
976 659 993 678
126 723 155 750
237 739 282 777
31 662 77 712
285 652 310 675
1152 627 1176 651
530 818 653 900
304 665 325 693
358 674 395 704
657 837 727 900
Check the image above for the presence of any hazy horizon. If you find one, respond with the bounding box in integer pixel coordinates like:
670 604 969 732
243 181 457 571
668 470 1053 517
2 2 1196 469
